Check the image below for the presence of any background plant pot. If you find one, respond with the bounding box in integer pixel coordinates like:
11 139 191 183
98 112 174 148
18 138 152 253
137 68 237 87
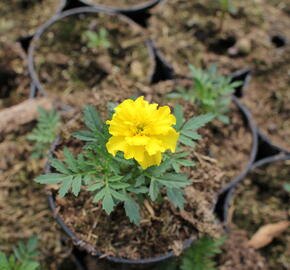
222 154 290 270
27 7 156 100
213 95 258 222
59 0 165 27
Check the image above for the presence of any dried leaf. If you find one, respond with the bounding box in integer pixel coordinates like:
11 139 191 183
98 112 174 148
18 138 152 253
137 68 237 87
248 221 290 249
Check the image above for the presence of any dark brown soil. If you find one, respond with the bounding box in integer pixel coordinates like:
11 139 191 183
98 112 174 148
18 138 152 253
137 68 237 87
218 229 269 270
229 159 290 270
33 12 152 96
242 59 290 152
50 90 225 260
0 0 59 41
0 41 31 110
148 0 290 76
0 131 72 270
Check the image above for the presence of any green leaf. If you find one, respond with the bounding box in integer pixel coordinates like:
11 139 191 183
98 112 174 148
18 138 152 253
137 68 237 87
135 175 145 187
49 158 71 174
167 188 186 209
83 105 103 131
72 130 98 141
34 173 66 185
284 183 290 193
174 104 184 131
93 187 106 203
217 114 230 124
22 262 39 270
109 182 130 189
72 175 82 196
156 173 190 188
183 113 214 131
179 135 195 147
87 182 104 191
102 189 115 214
149 180 159 201
181 130 202 140
110 189 128 201
124 198 140 226
63 148 78 173
177 159 195 167
148 159 172 177
59 177 73 197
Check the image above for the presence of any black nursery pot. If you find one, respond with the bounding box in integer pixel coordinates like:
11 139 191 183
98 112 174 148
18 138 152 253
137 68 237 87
213 95 258 222
221 154 290 268
28 6 157 96
59 0 165 27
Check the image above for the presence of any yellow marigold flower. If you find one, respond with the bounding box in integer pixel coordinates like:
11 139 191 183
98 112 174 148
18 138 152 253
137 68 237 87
106 96 179 169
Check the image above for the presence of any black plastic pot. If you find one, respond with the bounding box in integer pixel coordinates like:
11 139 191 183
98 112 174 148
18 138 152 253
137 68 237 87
59 0 165 27
27 6 156 97
46 140 193 268
213 95 258 222
221 152 290 232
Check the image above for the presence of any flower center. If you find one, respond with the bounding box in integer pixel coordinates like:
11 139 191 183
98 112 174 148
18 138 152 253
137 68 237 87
136 124 145 134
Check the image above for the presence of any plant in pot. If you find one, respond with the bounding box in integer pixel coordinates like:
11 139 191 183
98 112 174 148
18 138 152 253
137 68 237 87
166 64 257 201
34 95 226 264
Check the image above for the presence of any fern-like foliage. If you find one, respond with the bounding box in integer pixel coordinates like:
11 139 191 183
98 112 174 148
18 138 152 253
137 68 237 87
82 28 110 49
0 236 40 270
35 104 213 225
167 65 242 124
180 237 225 270
27 107 60 158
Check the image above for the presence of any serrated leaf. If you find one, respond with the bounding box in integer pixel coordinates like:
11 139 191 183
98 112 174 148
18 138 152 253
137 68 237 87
148 159 172 177
27 236 38 253
174 104 184 131
110 189 128 201
172 162 180 173
49 158 71 174
63 148 78 173
124 198 140 226
72 175 82 196
181 130 202 140
109 182 130 189
34 173 66 185
59 177 73 197
156 173 190 188
87 182 104 191
177 159 195 167
179 135 195 147
102 189 115 214
83 105 103 131
149 180 159 201
93 187 106 203
183 113 214 131
167 188 186 209
72 130 98 141
135 175 145 187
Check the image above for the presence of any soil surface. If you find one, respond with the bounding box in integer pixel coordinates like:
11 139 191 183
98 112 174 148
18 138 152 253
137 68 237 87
33 12 152 95
0 41 31 110
242 58 290 152
0 128 72 270
229 159 290 270
0 0 59 41
148 0 290 76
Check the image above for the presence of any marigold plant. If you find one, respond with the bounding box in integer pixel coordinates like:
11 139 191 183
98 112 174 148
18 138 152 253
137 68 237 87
106 96 179 169
34 97 214 225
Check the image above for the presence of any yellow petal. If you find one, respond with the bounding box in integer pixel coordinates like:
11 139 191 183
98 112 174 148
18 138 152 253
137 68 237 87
106 136 127 156
157 129 179 153
125 136 149 146
138 152 162 169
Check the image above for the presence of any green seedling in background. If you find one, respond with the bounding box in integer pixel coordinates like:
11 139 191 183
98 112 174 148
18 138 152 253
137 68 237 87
167 64 242 124
218 0 238 31
154 237 225 270
0 236 40 270
83 28 110 49
27 107 60 159
284 183 290 193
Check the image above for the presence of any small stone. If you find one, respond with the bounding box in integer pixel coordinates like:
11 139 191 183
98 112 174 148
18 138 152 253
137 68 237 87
237 38 252 55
